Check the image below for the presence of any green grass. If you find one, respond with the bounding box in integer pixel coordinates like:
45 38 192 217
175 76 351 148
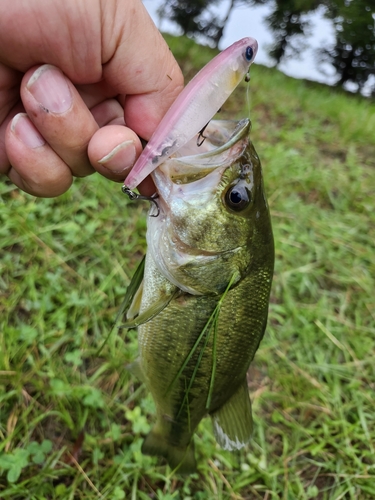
1 34 374 499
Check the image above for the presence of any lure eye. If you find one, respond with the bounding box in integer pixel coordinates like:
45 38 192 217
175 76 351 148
245 46 253 62
225 182 252 212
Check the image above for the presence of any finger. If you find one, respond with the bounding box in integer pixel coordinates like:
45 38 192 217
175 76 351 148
0 63 22 124
20 64 99 177
0 63 23 174
136 176 157 197
6 113 73 197
88 110 156 194
88 124 143 182
90 99 126 128
0 102 23 176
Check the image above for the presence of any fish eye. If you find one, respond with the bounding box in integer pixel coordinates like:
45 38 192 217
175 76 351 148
245 46 253 62
225 182 252 212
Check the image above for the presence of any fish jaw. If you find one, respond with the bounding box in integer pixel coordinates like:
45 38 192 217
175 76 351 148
124 37 258 189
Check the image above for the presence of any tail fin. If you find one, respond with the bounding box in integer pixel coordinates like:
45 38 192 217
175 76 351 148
142 425 196 474
210 379 253 451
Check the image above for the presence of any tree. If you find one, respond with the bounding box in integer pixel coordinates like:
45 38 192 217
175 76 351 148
251 0 322 62
321 0 375 92
255 0 375 93
159 0 375 94
158 0 251 48
158 0 211 40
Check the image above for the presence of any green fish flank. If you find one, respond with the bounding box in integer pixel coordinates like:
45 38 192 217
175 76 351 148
166 271 239 419
124 119 274 473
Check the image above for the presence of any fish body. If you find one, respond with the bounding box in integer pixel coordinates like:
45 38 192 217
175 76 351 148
124 37 258 189
126 120 274 473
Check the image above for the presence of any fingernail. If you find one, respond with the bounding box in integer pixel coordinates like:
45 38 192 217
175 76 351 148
98 141 136 172
27 64 72 114
11 113 46 148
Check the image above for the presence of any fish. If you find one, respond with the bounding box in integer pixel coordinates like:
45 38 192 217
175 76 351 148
122 118 274 473
123 37 258 190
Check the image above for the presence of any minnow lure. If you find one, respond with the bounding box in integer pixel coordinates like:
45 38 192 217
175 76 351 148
123 37 258 190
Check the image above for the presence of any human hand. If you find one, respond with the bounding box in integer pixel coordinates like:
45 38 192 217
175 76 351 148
0 0 183 197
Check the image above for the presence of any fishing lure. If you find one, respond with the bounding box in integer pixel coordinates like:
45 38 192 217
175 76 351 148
123 36 258 190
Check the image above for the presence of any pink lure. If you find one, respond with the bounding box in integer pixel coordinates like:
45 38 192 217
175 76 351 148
124 37 258 190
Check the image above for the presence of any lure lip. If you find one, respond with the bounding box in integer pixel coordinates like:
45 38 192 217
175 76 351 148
123 37 258 190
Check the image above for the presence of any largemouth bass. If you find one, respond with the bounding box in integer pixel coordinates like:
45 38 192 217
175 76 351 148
124 119 274 473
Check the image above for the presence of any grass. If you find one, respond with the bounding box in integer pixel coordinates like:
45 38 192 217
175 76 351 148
1 33 374 499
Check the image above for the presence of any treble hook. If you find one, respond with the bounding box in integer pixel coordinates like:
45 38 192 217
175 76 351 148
197 108 222 147
197 121 209 147
122 186 160 217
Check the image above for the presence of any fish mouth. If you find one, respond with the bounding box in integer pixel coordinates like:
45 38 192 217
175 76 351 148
152 119 251 189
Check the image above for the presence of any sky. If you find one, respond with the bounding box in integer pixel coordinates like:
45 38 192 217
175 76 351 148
143 0 338 86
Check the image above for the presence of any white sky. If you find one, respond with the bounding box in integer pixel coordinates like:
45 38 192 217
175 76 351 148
143 0 337 85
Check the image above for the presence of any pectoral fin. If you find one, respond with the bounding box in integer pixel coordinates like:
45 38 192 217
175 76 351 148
210 379 253 451
126 280 144 320
119 287 180 329
96 256 145 354
115 256 146 325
